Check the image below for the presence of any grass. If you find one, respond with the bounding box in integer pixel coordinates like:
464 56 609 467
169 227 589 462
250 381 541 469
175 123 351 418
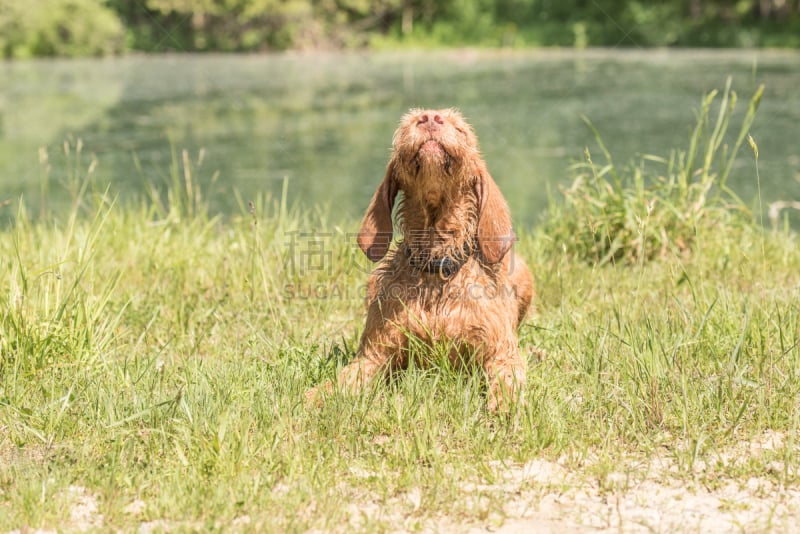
2 86 800 531
543 77 764 265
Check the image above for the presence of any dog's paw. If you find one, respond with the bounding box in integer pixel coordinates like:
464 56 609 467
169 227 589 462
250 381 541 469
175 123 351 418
304 384 326 409
487 376 526 415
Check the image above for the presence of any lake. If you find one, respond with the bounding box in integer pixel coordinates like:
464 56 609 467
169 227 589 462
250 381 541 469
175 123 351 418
1 49 799 226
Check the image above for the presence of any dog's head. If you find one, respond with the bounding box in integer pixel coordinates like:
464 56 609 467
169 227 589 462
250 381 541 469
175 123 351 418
358 108 515 264
392 108 480 188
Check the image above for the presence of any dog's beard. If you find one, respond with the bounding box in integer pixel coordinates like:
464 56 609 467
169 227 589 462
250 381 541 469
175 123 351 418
418 139 446 159
412 140 455 178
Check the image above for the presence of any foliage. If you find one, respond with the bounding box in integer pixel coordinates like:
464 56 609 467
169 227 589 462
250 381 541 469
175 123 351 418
118 0 317 51
0 0 124 58
112 0 800 51
4 0 800 56
543 78 764 265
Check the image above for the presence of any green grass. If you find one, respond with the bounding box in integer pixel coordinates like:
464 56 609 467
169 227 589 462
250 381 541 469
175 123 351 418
2 88 800 531
543 77 764 265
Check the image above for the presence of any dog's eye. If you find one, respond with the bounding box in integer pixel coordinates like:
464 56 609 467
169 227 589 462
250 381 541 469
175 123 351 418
455 127 466 137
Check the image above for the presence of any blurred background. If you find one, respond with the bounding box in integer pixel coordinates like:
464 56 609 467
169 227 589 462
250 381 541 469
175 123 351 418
3 0 800 55
1 1 799 224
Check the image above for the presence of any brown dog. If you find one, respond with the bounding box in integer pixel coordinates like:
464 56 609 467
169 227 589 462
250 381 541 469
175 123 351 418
306 108 533 412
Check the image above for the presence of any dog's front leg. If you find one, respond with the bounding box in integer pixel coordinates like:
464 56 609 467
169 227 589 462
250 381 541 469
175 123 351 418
482 336 527 414
305 303 406 407
304 354 388 407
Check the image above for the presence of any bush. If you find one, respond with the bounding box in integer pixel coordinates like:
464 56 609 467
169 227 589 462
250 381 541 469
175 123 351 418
0 0 124 58
543 78 764 266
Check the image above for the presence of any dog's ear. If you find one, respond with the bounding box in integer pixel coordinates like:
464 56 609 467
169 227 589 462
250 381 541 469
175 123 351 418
358 163 398 262
474 168 514 264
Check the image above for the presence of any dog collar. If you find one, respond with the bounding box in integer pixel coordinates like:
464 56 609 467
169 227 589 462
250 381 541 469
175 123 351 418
404 241 474 278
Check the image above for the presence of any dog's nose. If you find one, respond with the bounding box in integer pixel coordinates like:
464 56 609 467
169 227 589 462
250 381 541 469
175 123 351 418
417 113 444 133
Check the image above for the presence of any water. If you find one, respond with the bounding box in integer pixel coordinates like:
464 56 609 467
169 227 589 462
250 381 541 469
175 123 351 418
1 50 799 226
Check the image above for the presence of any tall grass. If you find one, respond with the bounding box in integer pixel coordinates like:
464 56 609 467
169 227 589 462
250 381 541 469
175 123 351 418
544 77 764 265
1 83 800 531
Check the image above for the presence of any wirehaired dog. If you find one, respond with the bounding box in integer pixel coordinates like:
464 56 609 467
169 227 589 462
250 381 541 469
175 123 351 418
306 109 533 412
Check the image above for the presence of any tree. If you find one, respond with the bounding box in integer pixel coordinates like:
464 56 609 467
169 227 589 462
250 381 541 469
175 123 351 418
0 0 124 58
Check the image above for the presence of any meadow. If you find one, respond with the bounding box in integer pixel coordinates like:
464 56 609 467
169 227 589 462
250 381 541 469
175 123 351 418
2 83 800 532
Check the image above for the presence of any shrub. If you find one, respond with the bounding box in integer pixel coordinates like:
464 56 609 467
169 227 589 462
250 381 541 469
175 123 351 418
543 78 764 265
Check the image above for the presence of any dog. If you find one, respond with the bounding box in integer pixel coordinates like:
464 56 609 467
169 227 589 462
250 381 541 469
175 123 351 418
306 108 533 413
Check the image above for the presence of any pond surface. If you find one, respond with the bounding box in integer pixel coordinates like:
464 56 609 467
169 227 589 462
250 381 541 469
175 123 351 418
1 50 799 226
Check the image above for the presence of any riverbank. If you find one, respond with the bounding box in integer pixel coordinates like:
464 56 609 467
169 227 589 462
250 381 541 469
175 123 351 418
2 154 799 532
3 85 800 531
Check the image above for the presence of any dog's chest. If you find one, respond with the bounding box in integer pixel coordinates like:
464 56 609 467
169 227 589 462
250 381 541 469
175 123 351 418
377 259 502 310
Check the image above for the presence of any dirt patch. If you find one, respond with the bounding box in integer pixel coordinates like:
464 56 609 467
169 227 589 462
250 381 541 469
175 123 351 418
65 486 103 532
8 485 103 534
450 431 800 533
7 431 798 532
470 466 799 533
312 431 800 532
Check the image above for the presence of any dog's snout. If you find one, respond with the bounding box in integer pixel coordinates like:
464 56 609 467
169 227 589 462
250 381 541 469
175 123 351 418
417 112 444 132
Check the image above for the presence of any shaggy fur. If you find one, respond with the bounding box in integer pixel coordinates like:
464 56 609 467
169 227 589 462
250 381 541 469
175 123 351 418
306 108 534 412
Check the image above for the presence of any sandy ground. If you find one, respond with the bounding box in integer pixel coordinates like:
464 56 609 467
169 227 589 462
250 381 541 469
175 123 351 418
456 456 799 533
394 430 798 533
10 431 799 533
